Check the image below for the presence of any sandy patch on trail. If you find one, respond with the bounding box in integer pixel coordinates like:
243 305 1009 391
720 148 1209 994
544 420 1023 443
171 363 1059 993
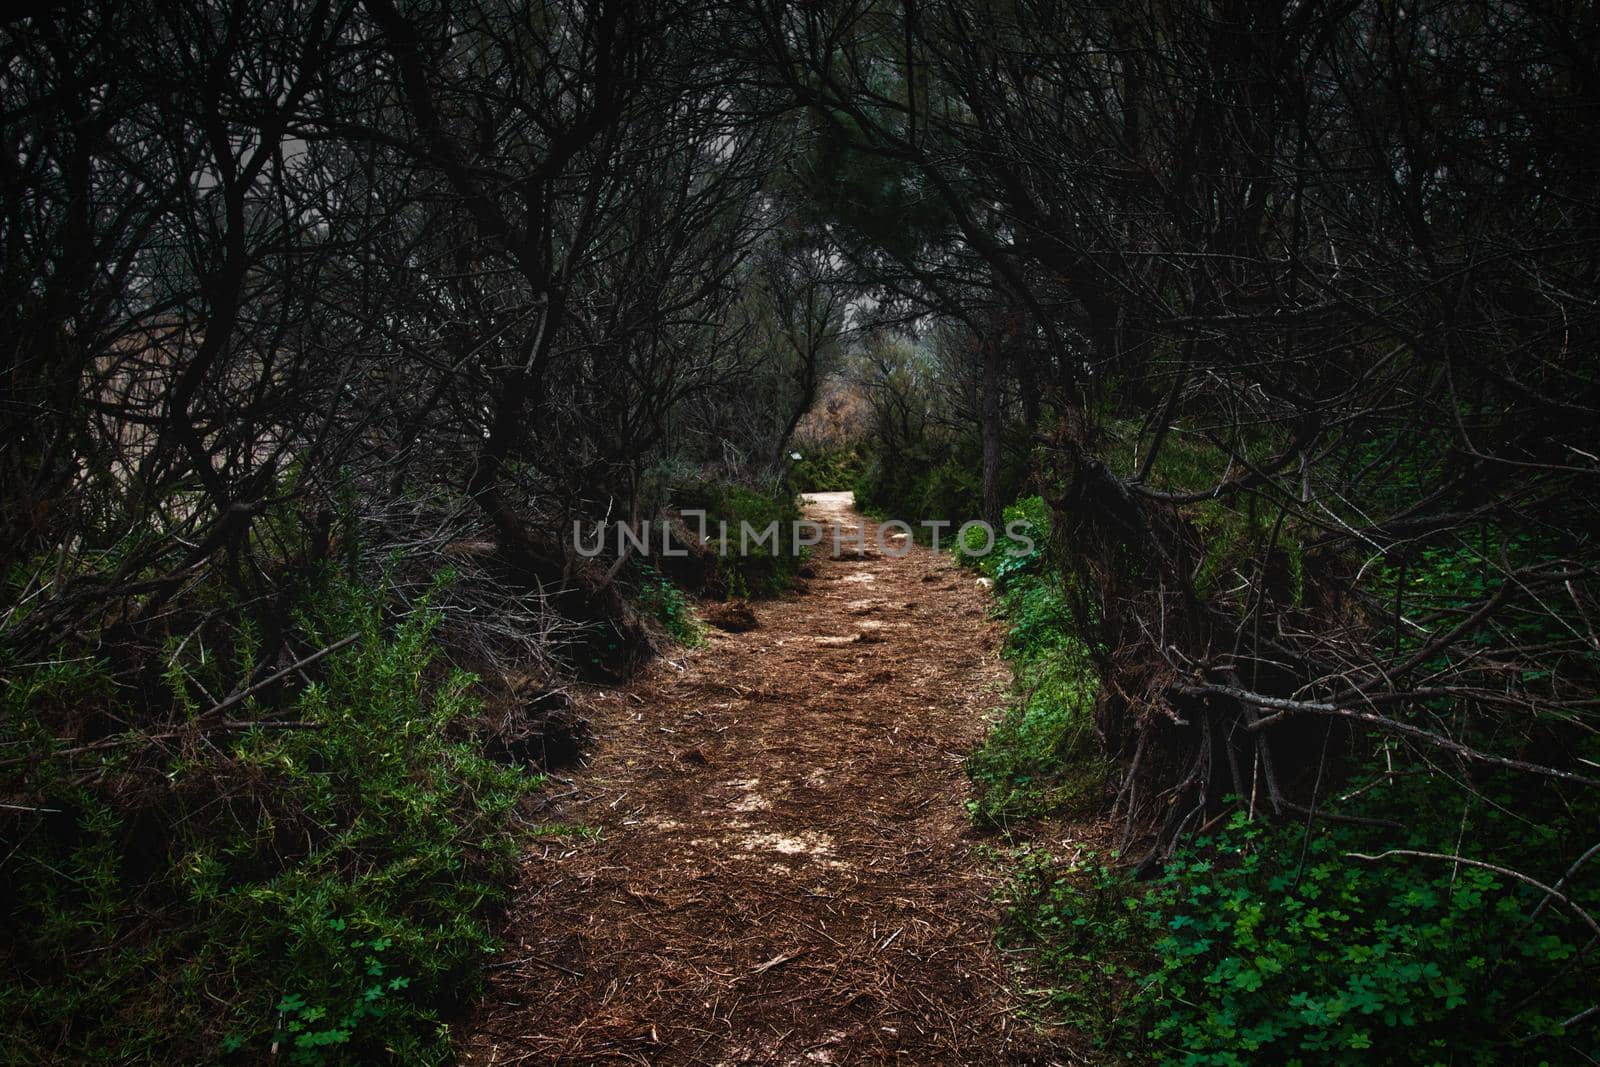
458 491 1052 1065
736 829 836 858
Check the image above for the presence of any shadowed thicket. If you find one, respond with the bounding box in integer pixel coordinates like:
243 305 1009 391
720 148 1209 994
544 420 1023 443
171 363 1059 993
759 0 1600 1058
5 0 1600 1061
0 0 844 1059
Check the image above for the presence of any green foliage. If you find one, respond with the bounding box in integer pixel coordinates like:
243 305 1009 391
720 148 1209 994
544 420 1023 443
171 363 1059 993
1371 526 1595 677
789 445 866 493
1104 423 1308 604
955 494 1048 583
1137 427 1236 494
966 645 1101 827
1141 824 1584 1062
674 477 805 597
966 498 1106 825
797 106 955 264
855 447 981 525
1 571 543 1063
985 494 1050 583
635 563 703 646
1001 794 1600 1064
1175 492 1309 606
997 849 1160 1038
262 927 412 1062
976 483 1599 1062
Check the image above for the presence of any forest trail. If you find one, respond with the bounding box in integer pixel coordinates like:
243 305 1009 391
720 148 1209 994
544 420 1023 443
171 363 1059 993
461 493 1049 1065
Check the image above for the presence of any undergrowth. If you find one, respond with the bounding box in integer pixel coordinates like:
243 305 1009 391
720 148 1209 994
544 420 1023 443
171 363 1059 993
1 571 542 1064
789 445 867 493
851 436 1029 527
635 563 704 646
974 477 1600 1063
1001 783 1600 1064
673 477 806 597
963 497 1107 827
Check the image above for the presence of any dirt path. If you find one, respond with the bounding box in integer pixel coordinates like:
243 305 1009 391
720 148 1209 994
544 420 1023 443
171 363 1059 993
462 493 1045 1065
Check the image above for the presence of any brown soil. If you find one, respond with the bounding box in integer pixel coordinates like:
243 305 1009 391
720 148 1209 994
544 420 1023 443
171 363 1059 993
460 493 1057 1065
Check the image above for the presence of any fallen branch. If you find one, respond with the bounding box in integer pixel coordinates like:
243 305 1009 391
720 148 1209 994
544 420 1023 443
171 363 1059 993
1178 684 1600 788
200 632 362 721
1346 849 1600 941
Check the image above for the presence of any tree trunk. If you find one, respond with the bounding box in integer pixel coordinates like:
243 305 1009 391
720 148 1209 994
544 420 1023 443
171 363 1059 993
980 328 1004 529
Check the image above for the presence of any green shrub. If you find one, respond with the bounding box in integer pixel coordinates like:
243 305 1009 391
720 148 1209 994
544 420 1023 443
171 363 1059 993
635 563 703 645
1371 526 1595 675
989 495 1050 581
852 439 1028 526
966 648 1101 826
966 497 1106 826
953 494 1046 577
673 477 805 597
789 445 866 493
1 571 542 1063
1188 495 1292 600
998 849 1160 1039
1001 790 1600 1064
1140 820 1591 1062
982 475 1600 1063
